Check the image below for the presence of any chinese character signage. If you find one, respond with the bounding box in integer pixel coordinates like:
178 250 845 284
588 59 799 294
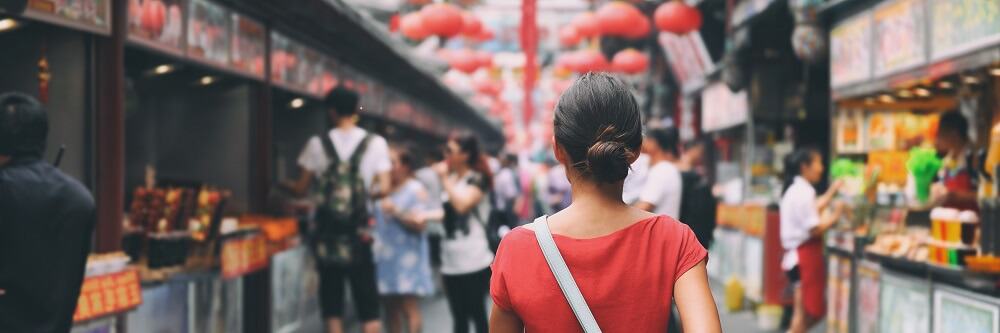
873 0 926 77
187 0 230 65
831 11 873 87
72 269 142 323
25 0 111 35
930 0 1000 61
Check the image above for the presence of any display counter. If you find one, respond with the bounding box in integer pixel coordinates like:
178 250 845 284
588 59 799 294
709 203 789 306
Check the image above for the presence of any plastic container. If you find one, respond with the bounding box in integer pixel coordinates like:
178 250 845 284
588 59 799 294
724 276 744 312
756 305 783 330
959 210 980 246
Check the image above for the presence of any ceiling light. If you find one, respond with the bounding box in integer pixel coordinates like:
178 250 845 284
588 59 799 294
897 90 913 98
963 76 980 84
879 94 895 103
990 68 1000 77
153 64 174 75
938 81 954 89
914 88 931 97
289 98 305 109
199 76 215 85
0 19 19 32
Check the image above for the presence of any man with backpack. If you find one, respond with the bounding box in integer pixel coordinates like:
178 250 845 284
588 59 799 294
285 87 390 333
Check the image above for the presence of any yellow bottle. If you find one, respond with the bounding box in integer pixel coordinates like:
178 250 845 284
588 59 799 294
982 122 1000 198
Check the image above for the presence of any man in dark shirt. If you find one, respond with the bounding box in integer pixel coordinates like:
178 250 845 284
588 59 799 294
0 92 96 333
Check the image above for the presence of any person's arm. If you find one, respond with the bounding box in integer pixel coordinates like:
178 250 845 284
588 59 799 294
441 175 485 214
489 305 524 332
282 167 314 197
809 201 844 237
635 165 666 212
816 180 844 212
370 171 391 200
674 260 722 333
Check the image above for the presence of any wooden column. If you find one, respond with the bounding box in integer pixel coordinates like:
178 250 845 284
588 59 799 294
93 0 126 253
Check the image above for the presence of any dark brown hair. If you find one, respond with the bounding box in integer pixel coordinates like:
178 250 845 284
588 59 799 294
554 73 643 183
450 133 493 190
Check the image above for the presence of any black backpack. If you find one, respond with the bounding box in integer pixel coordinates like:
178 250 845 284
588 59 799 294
311 133 373 266
678 171 717 249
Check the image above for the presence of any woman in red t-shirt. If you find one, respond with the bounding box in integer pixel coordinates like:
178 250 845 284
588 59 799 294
489 73 722 333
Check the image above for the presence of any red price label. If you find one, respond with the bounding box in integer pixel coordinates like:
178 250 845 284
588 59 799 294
72 269 142 322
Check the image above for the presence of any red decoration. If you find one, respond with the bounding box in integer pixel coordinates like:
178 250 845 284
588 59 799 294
655 0 702 34
475 50 493 69
141 0 167 36
595 2 642 37
558 25 581 47
476 28 495 42
625 15 652 40
448 49 480 73
389 14 401 32
572 12 601 38
612 49 649 74
562 50 609 73
400 13 430 40
521 0 538 127
462 12 483 37
421 3 464 38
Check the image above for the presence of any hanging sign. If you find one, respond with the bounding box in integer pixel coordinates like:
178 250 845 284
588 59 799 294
873 0 927 77
830 11 873 87
72 269 143 323
701 83 748 132
221 232 268 279
930 0 1000 61
127 0 185 55
230 13 265 78
658 31 715 93
24 0 111 35
187 0 231 66
270 31 305 93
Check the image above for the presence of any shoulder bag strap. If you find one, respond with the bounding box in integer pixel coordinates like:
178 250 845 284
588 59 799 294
531 216 602 333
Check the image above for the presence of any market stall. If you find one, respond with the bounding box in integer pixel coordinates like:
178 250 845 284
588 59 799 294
824 0 1000 331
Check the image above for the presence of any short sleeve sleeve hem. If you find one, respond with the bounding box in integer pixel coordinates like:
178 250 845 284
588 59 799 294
673 224 709 283
298 136 329 174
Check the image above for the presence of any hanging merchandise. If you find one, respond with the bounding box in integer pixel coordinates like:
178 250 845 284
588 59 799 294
611 49 648 74
654 0 702 35
571 12 601 38
420 3 464 38
595 1 643 37
401 12 430 40
791 23 827 64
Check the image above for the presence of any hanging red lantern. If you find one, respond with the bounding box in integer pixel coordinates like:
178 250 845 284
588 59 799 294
461 12 483 37
558 25 581 47
572 12 602 38
475 50 493 69
612 49 649 74
625 15 651 40
448 49 480 73
595 2 642 37
141 0 167 36
400 13 430 40
476 27 495 42
654 0 702 34
389 14 401 32
577 50 609 73
421 3 464 38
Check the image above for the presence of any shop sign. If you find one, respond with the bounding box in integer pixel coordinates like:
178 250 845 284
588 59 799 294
300 48 327 98
270 31 305 93
830 11 873 87
220 233 268 279
658 31 715 93
127 0 185 55
72 269 143 323
187 0 231 66
24 0 111 35
230 14 265 78
930 0 1000 61
701 83 748 132
873 0 927 77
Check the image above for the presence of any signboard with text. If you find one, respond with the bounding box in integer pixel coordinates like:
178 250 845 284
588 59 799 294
701 83 748 132
930 0 1000 61
221 233 268 279
230 13 266 78
659 31 715 93
830 11 873 87
72 269 142 323
25 0 110 35
127 0 185 55
873 0 926 77
187 0 231 66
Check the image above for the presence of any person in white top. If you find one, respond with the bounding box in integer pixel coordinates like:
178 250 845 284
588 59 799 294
779 148 844 333
433 133 495 333
284 87 390 333
623 137 655 204
636 127 683 218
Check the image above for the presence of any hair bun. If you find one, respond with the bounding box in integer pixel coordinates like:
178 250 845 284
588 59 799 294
585 140 632 183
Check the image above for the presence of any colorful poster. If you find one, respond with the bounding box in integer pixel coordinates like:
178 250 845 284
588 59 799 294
868 151 909 185
931 0 1000 61
866 112 897 151
857 260 881 333
24 0 110 34
879 272 930 333
270 31 304 91
187 0 230 65
658 32 715 91
933 286 1000 333
873 0 927 76
127 0 185 54
830 11 873 87
230 14 265 78
836 109 866 153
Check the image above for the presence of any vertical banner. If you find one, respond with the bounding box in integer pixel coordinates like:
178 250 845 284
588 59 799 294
520 0 537 128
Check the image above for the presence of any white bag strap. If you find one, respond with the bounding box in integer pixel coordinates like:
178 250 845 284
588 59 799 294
532 216 602 333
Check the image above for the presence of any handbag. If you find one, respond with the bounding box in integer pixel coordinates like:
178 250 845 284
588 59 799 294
531 216 603 333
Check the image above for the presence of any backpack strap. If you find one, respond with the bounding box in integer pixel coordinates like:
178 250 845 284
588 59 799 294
348 133 374 172
318 133 341 166
531 216 602 333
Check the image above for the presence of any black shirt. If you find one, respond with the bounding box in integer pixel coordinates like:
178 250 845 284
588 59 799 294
0 157 96 333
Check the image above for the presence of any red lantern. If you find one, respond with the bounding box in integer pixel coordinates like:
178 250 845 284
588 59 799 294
625 15 651 40
572 12 602 38
476 27 495 42
401 13 430 40
141 0 167 36
389 14 401 32
448 49 480 73
558 25 581 47
654 1 702 34
421 3 464 38
612 49 649 74
462 12 483 37
475 50 493 68
595 2 642 37
577 50 609 73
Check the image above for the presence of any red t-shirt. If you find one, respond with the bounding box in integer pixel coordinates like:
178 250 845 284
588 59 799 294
490 215 708 333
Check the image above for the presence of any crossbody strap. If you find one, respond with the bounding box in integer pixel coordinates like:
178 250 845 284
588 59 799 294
531 216 602 333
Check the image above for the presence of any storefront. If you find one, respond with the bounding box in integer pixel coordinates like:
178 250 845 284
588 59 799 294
824 0 1000 332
